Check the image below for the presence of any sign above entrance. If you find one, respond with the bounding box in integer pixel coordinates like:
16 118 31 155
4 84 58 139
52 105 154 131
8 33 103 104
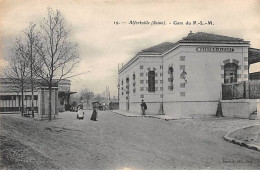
196 47 234 52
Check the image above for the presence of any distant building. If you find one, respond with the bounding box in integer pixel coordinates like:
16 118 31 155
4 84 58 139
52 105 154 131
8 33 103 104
0 78 76 112
118 32 260 117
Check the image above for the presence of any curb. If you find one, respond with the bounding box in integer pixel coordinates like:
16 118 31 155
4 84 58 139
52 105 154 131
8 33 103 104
112 111 143 118
145 115 193 121
111 110 192 121
223 125 260 152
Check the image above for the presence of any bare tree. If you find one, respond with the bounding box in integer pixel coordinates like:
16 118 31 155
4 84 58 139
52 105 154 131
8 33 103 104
79 88 94 108
4 24 40 117
4 38 30 116
79 88 93 101
18 23 40 118
95 94 102 103
35 8 79 120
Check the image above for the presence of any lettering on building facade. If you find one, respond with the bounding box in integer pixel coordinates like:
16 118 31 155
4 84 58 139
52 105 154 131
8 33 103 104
196 47 235 52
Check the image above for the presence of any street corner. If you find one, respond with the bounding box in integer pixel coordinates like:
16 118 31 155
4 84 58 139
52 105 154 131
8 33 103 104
223 125 260 152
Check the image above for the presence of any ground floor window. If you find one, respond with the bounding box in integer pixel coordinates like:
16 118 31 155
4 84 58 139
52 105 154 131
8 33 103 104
148 71 155 92
224 63 238 83
0 95 16 100
168 67 173 91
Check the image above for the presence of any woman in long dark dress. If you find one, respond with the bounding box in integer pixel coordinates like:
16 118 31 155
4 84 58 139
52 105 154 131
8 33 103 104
90 103 98 121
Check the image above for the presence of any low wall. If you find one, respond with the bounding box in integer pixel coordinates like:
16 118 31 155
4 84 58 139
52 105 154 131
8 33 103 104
119 101 219 117
132 102 161 115
221 99 260 119
119 101 161 115
164 101 218 118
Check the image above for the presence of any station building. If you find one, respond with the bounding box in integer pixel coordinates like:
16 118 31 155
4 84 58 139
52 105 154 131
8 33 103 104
0 78 75 113
118 32 260 117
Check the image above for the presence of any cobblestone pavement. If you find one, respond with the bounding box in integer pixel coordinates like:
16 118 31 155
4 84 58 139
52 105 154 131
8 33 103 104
0 135 58 170
0 111 260 169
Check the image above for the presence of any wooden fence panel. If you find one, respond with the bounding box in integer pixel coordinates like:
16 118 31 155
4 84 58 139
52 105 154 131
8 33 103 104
249 80 260 99
222 80 260 100
222 84 232 100
222 82 244 100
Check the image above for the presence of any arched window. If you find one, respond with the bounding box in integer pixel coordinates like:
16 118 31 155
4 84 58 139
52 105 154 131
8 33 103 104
168 67 173 91
148 71 155 92
224 63 238 83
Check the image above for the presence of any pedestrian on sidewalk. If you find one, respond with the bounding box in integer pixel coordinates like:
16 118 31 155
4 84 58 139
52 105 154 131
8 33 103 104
140 99 147 115
90 102 98 121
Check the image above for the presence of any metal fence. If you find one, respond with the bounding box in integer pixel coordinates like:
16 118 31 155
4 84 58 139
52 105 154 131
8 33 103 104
222 80 260 100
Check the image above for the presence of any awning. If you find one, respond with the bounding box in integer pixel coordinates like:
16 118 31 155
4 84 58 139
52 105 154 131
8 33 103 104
249 71 260 80
58 91 77 95
249 48 260 64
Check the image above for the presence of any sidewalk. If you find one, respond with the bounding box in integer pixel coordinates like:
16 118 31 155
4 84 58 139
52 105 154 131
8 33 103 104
224 125 260 152
111 110 192 120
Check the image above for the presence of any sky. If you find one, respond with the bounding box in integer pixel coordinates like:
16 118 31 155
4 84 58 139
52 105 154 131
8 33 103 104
0 0 260 97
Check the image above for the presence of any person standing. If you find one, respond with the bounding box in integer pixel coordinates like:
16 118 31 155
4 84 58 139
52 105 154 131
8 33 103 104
105 103 109 111
140 100 147 115
91 102 98 121
77 105 84 120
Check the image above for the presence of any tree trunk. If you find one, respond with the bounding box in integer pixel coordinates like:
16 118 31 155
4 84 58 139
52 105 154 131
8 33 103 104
18 95 21 112
31 78 34 118
48 85 52 121
30 43 34 118
21 88 24 116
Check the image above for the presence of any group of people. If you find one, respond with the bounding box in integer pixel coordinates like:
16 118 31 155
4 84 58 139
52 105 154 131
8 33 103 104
76 103 98 121
102 103 109 111
77 100 147 120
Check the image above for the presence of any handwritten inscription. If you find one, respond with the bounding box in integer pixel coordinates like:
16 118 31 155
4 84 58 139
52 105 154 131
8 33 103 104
223 158 253 164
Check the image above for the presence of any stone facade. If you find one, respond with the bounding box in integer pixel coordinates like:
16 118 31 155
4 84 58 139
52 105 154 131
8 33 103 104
119 32 252 117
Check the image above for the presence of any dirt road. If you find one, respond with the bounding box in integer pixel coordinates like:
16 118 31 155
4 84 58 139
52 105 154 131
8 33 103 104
0 111 259 169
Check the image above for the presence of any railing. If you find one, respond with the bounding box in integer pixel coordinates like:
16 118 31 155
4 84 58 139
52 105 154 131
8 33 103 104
222 80 260 100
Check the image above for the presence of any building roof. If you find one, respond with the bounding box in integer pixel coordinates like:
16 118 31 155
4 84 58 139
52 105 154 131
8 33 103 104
0 78 71 93
140 32 248 54
141 42 177 54
119 32 250 73
181 32 245 42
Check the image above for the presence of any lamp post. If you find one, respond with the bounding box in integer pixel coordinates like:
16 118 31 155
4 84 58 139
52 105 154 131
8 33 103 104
159 60 164 115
